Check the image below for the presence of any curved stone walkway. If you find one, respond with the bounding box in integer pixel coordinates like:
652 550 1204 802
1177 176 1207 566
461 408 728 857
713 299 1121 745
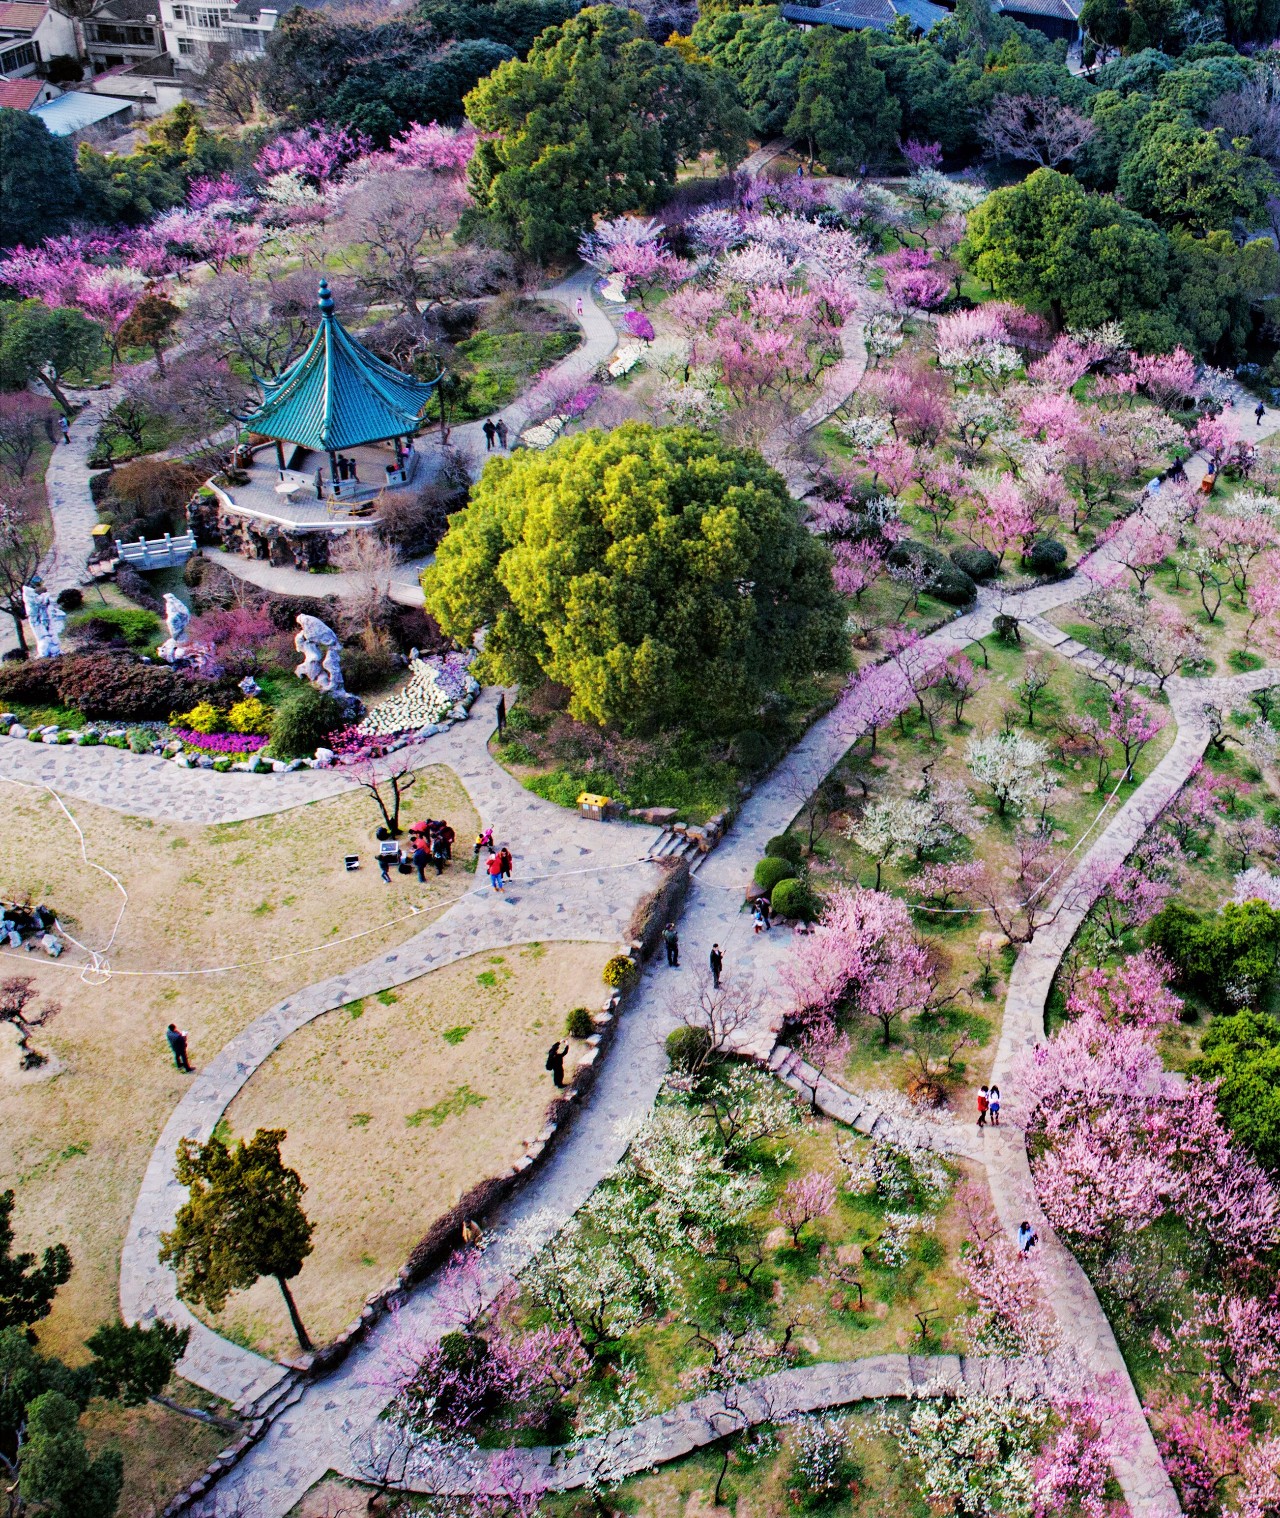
340 1352 1040 1497
114 687 663 1407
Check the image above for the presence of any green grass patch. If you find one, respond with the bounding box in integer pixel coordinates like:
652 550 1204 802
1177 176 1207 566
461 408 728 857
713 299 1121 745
406 1084 487 1128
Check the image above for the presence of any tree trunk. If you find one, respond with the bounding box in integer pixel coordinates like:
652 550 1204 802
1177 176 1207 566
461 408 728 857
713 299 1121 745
275 1275 312 1350
5 601 27 656
38 369 71 415
150 1394 240 1431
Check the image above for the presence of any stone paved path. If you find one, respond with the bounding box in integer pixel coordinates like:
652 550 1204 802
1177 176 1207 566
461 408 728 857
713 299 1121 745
341 1352 1041 1497
19 325 1258 1514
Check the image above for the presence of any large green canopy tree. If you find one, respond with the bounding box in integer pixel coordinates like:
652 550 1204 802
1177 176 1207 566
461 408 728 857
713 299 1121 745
0 110 81 250
463 6 749 261
786 29 901 173
423 423 846 732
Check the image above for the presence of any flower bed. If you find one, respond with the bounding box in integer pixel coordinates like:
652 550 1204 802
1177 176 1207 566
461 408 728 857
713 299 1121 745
172 728 269 757
352 652 478 739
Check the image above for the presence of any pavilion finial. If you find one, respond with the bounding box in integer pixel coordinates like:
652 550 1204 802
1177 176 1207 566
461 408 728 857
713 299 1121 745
317 279 335 317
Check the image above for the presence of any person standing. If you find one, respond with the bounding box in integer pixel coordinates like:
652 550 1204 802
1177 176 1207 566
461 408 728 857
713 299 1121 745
545 1040 568 1088
496 418 509 450
432 834 448 875
988 1085 1001 1126
59 413 70 445
1017 1220 1038 1255
1258 402 1267 426
496 693 507 735
441 822 454 859
575 295 584 317
662 922 679 967
483 418 497 450
166 1023 192 1072
378 852 393 883
709 943 723 988
499 844 513 883
412 842 429 883
977 1085 989 1127
487 852 505 891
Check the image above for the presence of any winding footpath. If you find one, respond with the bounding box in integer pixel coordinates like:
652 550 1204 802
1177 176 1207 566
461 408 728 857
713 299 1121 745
15 302 1280 1512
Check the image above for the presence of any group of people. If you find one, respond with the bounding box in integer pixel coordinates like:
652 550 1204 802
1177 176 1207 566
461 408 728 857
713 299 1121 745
473 826 514 891
482 418 510 451
659 924 725 986
976 1084 1001 1126
376 818 456 882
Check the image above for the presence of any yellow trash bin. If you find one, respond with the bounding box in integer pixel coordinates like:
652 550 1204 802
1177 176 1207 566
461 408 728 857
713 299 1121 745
578 791 611 821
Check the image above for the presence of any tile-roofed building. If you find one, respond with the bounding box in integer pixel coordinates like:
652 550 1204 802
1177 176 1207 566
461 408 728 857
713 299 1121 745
0 72 54 108
246 280 440 459
0 0 76 76
781 0 949 36
992 0 1081 40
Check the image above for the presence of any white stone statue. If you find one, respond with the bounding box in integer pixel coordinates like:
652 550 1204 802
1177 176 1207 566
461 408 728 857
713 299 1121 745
157 593 191 664
22 583 65 658
294 613 347 697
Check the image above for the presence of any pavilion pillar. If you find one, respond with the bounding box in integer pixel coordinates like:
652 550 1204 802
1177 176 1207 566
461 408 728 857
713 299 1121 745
274 439 285 472
328 450 339 493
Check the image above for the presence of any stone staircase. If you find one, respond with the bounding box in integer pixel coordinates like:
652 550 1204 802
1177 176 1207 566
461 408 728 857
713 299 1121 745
646 826 706 871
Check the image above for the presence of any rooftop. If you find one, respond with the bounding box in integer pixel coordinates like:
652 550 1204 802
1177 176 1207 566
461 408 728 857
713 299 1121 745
0 2 47 34
780 0 949 31
31 89 133 134
993 0 1081 17
0 76 43 109
244 280 440 453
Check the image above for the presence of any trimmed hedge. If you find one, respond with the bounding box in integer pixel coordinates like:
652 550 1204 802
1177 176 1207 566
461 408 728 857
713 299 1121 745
772 876 819 921
565 1006 594 1039
603 954 638 991
666 1024 712 1071
1026 538 1068 576
266 686 345 760
53 653 190 721
765 833 805 864
950 546 997 582
887 540 976 606
754 856 797 893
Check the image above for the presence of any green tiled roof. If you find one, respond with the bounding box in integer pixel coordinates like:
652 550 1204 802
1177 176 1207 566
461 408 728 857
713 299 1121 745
244 280 438 452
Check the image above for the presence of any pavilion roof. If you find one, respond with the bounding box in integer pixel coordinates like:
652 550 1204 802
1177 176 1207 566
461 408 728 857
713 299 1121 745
244 280 438 452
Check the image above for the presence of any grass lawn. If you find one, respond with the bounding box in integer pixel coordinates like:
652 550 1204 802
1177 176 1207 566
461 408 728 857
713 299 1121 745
218 940 614 1357
0 766 477 1363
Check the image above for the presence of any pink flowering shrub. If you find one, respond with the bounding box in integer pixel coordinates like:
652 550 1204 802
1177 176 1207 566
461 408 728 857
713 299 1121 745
255 123 371 185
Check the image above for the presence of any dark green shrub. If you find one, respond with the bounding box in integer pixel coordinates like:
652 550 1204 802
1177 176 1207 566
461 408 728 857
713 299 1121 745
754 856 797 893
950 546 997 582
565 1006 594 1039
765 833 805 865
126 727 154 753
729 728 776 771
1148 900 1280 1010
1189 1009 1280 1171
1025 538 1068 576
339 645 397 695
266 686 345 759
772 877 818 921
67 605 160 649
55 588 83 612
665 1024 712 1071
603 954 638 991
886 540 976 606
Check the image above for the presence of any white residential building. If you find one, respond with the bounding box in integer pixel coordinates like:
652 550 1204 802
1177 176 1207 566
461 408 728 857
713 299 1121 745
0 1 78 77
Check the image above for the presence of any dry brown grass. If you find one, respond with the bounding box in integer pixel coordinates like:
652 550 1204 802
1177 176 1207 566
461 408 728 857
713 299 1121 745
217 940 612 1357
0 766 477 1365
